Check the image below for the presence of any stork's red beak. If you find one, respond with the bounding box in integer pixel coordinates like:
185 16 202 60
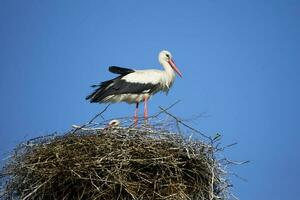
168 59 183 77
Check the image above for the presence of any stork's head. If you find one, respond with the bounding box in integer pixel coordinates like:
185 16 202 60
158 50 183 77
108 119 120 127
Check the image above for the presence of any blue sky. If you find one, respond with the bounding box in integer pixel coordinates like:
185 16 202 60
0 0 299 199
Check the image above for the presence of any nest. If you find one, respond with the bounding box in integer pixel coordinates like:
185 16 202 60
0 117 233 200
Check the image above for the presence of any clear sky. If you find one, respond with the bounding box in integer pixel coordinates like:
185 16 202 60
0 0 299 199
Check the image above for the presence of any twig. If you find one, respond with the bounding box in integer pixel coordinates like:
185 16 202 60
158 106 212 141
22 177 52 200
72 104 110 134
152 100 181 118
88 104 111 124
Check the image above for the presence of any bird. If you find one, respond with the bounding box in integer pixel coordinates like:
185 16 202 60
71 119 120 131
107 119 121 128
86 50 182 123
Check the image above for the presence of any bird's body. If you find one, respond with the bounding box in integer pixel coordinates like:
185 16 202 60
95 69 175 104
86 50 182 122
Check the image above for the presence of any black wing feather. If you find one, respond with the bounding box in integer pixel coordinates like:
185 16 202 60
86 76 159 103
86 66 160 103
86 66 135 102
109 66 135 75
106 79 158 95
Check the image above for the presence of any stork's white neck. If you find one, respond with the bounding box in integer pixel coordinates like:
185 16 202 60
160 60 174 74
160 60 176 90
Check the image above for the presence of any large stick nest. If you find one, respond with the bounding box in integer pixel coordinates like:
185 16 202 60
0 115 233 200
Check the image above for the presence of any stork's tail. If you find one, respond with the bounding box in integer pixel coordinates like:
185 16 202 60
86 66 135 103
86 80 113 103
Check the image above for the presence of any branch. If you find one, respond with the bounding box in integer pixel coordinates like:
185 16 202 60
158 106 212 141
72 104 110 134
152 100 181 118
88 104 111 124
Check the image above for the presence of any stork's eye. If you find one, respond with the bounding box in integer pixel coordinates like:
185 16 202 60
166 54 170 58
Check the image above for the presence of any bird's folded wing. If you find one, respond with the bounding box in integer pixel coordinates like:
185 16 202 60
110 79 159 94
109 66 135 75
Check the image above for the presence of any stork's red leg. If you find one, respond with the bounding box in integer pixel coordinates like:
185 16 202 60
144 96 148 120
134 102 139 125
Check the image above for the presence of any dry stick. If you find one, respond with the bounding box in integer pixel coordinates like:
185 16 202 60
222 158 250 165
152 100 181 118
216 142 238 152
72 104 111 134
22 177 52 200
127 100 181 128
88 104 111 124
83 100 181 128
158 106 212 142
209 162 215 200
229 172 249 182
183 112 210 122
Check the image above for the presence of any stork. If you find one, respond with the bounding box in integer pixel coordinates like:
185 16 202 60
86 50 182 123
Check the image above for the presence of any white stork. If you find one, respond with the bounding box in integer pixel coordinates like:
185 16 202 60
86 50 182 122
